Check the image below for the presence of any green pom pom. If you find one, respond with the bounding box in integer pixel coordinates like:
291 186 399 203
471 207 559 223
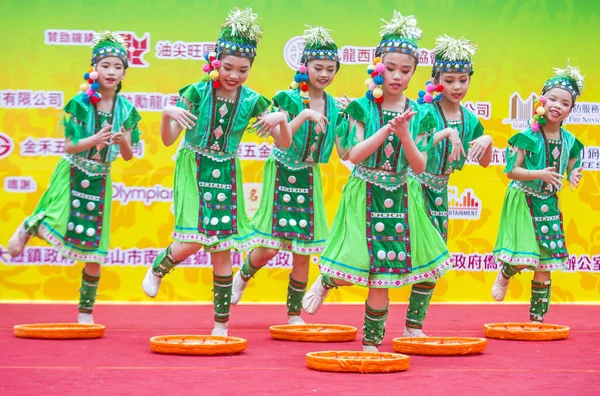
533 114 541 121
539 117 547 125
201 74 210 82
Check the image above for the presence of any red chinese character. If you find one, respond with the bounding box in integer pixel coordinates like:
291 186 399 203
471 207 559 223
203 44 216 54
258 143 272 158
188 44 203 59
3 92 16 107
172 41 187 58
26 247 42 263
19 178 32 191
48 92 63 109
143 249 158 265
149 94 164 110
17 91 32 107
357 49 371 62
134 94 149 109
72 32 82 43
156 41 172 58
418 50 430 65
33 91 48 108
476 103 491 119
84 32 95 44
46 30 58 43
7 178 19 190
59 31 70 43
53 139 66 154
43 248 59 263
168 95 178 106
243 144 257 158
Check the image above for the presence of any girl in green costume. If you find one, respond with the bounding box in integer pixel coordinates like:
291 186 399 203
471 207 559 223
403 35 493 337
492 64 585 323
231 26 344 325
302 11 452 351
141 8 291 336
8 32 141 324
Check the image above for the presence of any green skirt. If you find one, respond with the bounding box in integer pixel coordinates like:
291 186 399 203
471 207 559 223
24 157 112 264
172 147 253 252
493 186 567 271
319 176 451 288
240 157 328 255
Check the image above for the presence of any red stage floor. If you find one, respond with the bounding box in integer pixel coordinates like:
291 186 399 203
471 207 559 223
0 303 598 395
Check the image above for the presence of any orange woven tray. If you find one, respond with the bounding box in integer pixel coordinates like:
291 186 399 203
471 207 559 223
392 337 487 356
306 351 410 373
270 324 357 342
484 322 570 341
13 323 105 339
149 335 248 355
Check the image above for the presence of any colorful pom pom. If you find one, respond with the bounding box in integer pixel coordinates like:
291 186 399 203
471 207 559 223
294 74 302 83
374 96 384 104
86 88 94 96
366 90 374 100
87 67 94 73
372 87 383 99
88 79 94 84
89 71 98 80
83 72 90 80
211 60 221 68
374 62 385 74
82 95 90 103
203 64 212 73
418 90 426 98
373 57 381 64
91 82 100 90
299 65 308 73
539 117 547 125
417 97 425 104
370 72 378 78
79 83 89 92
201 74 210 82
530 122 540 132
212 80 221 89
301 83 309 92
209 70 219 80
301 74 309 82
533 114 541 121
434 94 443 102
424 93 433 103
369 82 378 91
425 83 436 93
436 84 444 92
538 96 547 103
364 78 373 87
291 82 299 89
373 76 384 85
536 106 545 116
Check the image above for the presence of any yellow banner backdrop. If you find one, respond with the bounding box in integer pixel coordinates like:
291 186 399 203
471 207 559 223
0 0 599 303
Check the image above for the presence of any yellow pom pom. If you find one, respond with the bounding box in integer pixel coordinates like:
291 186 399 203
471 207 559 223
536 106 545 116
373 87 383 98
209 70 219 80
364 78 373 87
88 67 94 73
291 82 299 89
373 57 381 64
80 83 89 92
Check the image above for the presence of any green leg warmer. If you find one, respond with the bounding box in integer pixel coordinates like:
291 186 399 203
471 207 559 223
287 274 307 316
405 282 436 329
78 269 100 314
214 273 233 323
362 302 389 347
530 280 551 322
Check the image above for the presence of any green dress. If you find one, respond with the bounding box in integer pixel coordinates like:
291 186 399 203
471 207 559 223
241 90 340 255
411 103 484 241
319 98 452 288
171 81 270 251
24 94 141 264
493 127 584 271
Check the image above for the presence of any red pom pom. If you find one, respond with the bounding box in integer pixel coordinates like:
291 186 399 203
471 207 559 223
436 84 444 92
301 83 309 92
212 80 221 89
370 72 378 78
90 96 101 104
374 96 384 104
88 79 94 84
209 56 216 61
